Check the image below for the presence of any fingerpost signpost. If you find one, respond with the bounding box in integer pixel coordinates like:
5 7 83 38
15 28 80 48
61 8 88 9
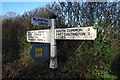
27 15 97 69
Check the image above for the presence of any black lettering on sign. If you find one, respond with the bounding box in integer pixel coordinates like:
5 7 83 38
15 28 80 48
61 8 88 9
71 29 78 32
39 22 48 25
38 19 41 21
64 33 66 36
57 36 59 39
67 29 81 32
67 29 71 32
88 32 90 35
28 32 31 34
29 39 36 41
35 34 39 35
78 33 85 36
43 19 48 22
38 31 44 33
34 18 40 21
28 33 32 36
60 36 66 39
66 33 71 36
37 39 43 41
72 33 78 36
35 36 38 38
33 18 35 20
88 28 90 31
28 36 34 38
56 33 63 36
75 29 79 31
39 22 42 25
67 29 70 32
78 29 83 31
70 29 74 32
56 30 58 32
38 31 41 33
63 30 66 32
56 30 66 32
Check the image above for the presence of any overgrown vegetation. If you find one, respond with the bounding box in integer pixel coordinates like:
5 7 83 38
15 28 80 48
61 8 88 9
2 1 120 79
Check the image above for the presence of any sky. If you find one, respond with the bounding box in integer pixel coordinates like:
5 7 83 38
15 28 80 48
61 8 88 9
1 0 119 16
1 2 50 16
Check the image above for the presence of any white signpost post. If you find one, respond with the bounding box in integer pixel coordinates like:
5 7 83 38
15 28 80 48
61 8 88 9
49 19 58 69
27 17 97 69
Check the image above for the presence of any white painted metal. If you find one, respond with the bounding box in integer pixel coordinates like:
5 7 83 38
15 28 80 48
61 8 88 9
28 17 98 69
55 27 97 40
31 17 52 26
27 29 51 43
49 19 58 69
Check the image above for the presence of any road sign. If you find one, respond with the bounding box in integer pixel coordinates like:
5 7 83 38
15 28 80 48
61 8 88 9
31 17 51 26
30 43 50 62
27 29 51 43
27 17 98 69
55 27 97 40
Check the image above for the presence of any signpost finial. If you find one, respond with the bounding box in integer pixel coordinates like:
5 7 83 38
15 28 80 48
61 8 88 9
49 13 57 19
